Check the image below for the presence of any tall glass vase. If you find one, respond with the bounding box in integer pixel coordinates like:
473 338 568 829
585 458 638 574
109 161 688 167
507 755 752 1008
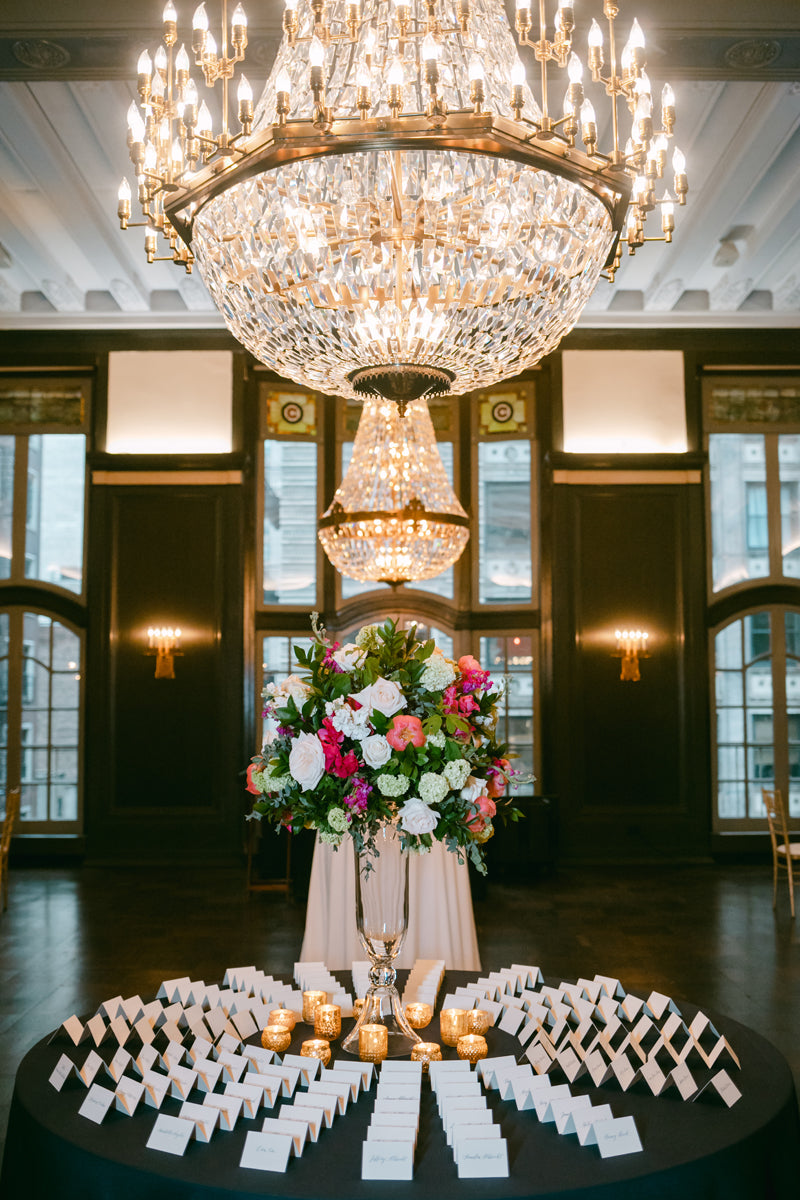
341 824 421 1057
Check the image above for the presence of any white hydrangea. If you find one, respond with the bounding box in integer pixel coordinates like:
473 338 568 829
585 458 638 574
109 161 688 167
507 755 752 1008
355 623 382 652
319 829 343 845
419 649 457 692
426 731 446 749
324 695 371 740
376 774 411 797
418 772 449 806
264 673 313 709
443 759 472 790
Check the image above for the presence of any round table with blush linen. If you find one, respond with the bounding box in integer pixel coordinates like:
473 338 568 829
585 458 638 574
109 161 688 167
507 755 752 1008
1 973 799 1200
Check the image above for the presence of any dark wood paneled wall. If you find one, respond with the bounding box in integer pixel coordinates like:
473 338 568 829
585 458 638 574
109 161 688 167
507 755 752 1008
548 480 710 860
86 483 246 863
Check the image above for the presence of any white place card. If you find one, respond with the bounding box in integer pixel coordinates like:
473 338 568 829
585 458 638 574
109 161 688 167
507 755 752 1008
308 1080 350 1115
115 1076 145 1116
49 1054 77 1092
246 1073 280 1107
371 1111 419 1138
456 1136 509 1179
108 1016 131 1047
611 1052 639 1092
160 1020 184 1045
512 1078 552 1111
145 1113 194 1157
255 1065 300 1099
194 1059 225 1093
576 1103 613 1146
204 1008 228 1040
216 1031 241 1054
477 1055 517 1088
168 1063 197 1100
366 1125 416 1146
498 1006 526 1037
85 1014 109 1047
242 1045 276 1074
380 1060 423 1079
441 1096 488 1128
280 1104 324 1141
373 1097 421 1119
452 1122 500 1155
225 1080 263 1118
670 1061 698 1101
526 1039 556 1075
301 1090 336 1127
535 1083 573 1121
133 1017 156 1046
695 1069 742 1108
78 1083 116 1124
376 1081 421 1103
453 988 481 1006
133 1044 159 1077
162 1041 185 1065
203 1093 243 1131
593 1114 644 1158
141 1070 170 1109
157 976 191 1001
217 1051 248 1083
705 1036 741 1071
512 963 543 988
445 1105 492 1143
552 1094 593 1135
320 1067 359 1101
261 1116 306 1155
120 996 145 1023
231 1010 258 1041
53 1016 86 1047
333 1060 374 1089
429 1059 471 1085
78 1050 104 1087
175 1101 217 1142
436 1080 482 1112
441 992 469 1010
556 1047 587 1083
494 1065 533 1100
361 1140 414 1181
99 995 124 1019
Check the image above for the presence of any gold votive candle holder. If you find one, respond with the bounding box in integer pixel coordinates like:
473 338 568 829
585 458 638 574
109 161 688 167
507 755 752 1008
314 1003 342 1040
268 1008 297 1032
457 1033 488 1064
466 1009 491 1036
440 1007 469 1047
359 1023 388 1064
261 1024 292 1053
302 990 328 1024
410 1041 442 1073
353 998 365 1019
300 1038 331 1067
405 1002 433 1030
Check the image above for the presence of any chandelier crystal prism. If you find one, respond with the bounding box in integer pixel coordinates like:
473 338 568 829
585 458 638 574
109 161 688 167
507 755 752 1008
318 397 469 583
119 0 687 404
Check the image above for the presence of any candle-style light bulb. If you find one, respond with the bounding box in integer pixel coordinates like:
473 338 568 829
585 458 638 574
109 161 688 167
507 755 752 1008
163 1 177 21
232 3 247 27
118 177 131 201
198 100 213 130
238 75 253 103
627 18 645 49
356 63 371 89
127 102 146 142
175 44 190 73
511 60 526 86
184 78 199 106
193 2 209 31
588 19 603 48
388 57 404 86
468 53 485 83
662 83 675 108
567 51 583 83
309 35 325 67
137 49 152 75
276 67 292 94
672 147 685 173
422 33 440 62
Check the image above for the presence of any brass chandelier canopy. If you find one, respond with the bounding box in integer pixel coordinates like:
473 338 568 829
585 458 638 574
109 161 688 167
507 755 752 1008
119 0 687 405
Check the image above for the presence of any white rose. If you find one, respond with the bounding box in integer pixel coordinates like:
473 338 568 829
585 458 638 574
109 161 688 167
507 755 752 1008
352 676 405 719
460 775 485 803
288 731 326 792
283 674 313 703
398 798 439 835
332 642 365 670
360 734 392 769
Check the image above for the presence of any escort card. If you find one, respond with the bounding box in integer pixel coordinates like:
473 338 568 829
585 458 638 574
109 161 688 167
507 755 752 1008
526 1039 556 1076
204 1008 228 1040
371 1111 419 1140
307 1080 350 1115
511 963 543 988
157 977 191 1002
429 1059 471 1085
231 1010 258 1041
246 1074 280 1107
133 1044 159 1076
645 991 680 1021
85 1014 109 1047
695 1069 742 1107
620 994 645 1023
280 1104 324 1140
283 1052 321 1086
333 1060 374 1089
552 1094 593 1135
320 1066 359 1101
49 1054 76 1091
239 1129 294 1173
361 1140 414 1181
261 1116 306 1156
477 1055 517 1088
99 995 124 1019
255 1064 300 1098
179 1099 219 1137
120 996 145 1023
670 1061 698 1101
301 1090 336 1126
593 1114 644 1158
640 1058 670 1096
366 1125 416 1145
380 1060 423 1078
78 1050 104 1087
373 1098 421 1120
160 1020 184 1045
375 1081 421 1103
147 1113 196 1156
203 1093 243 1131
216 1032 241 1055
494 1065 533 1100
52 1015 86 1047
141 1070 170 1109
189 1036 215 1063
78 1083 116 1124
114 1076 144 1116
442 992 471 1010
455 1136 509 1179
436 1081 482 1113
498 1006 526 1036
225 1080 263 1118
535 1083 573 1122
452 1122 500 1154
242 1045 276 1074
108 1016 131 1047
445 1105 492 1143
162 1041 185 1066
512 1077 553 1111
133 1017 156 1046
575 1103 612 1146
217 1051 248 1083
167 1063 197 1100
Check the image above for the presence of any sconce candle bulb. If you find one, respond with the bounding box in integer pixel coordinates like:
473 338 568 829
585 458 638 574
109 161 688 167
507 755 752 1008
613 628 649 682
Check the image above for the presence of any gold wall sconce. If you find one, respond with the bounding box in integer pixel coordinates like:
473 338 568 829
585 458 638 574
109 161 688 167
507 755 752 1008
146 627 182 680
613 629 649 682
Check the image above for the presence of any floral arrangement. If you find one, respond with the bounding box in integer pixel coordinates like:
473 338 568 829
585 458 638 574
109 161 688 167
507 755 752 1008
246 616 524 872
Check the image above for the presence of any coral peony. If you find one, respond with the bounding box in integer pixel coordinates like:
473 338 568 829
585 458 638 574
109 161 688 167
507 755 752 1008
386 714 426 751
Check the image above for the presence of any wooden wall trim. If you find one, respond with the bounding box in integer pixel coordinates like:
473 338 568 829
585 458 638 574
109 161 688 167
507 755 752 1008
92 470 243 485
553 469 702 484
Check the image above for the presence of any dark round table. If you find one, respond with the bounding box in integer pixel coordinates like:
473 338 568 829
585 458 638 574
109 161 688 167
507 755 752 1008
2 973 799 1199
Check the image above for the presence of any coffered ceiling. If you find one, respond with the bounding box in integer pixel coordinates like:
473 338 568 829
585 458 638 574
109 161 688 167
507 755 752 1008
0 1 798 333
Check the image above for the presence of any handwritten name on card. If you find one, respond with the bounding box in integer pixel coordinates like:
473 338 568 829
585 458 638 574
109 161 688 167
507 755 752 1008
49 1054 76 1092
456 1138 509 1179
147 1113 195 1156
361 1140 414 1181
78 1083 116 1125
594 1115 643 1158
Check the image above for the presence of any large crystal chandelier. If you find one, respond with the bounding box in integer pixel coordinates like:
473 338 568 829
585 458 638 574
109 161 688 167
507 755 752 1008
318 397 469 582
119 0 687 406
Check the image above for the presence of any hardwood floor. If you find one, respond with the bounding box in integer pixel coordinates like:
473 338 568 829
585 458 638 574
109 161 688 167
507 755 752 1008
1 861 798 1165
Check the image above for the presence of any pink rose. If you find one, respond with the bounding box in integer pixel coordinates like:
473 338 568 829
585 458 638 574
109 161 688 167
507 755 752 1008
246 763 262 795
387 715 426 751
458 654 483 675
466 794 496 833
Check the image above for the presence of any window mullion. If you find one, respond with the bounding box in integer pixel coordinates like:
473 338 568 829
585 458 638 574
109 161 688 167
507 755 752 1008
772 609 789 803
765 436 783 579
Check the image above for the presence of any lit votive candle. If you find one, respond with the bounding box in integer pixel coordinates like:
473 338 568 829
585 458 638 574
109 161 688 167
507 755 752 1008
314 1003 342 1040
261 1024 292 1053
359 1023 388 1064
302 990 328 1024
300 1038 331 1067
410 1041 442 1073
268 1008 297 1032
457 1033 488 1064
405 1002 433 1030
466 1008 491 1036
439 1007 469 1047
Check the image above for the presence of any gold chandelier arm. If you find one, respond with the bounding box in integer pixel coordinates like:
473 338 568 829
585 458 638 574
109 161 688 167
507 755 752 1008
318 509 470 529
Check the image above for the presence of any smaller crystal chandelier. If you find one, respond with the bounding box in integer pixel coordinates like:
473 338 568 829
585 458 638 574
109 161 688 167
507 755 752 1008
318 399 469 585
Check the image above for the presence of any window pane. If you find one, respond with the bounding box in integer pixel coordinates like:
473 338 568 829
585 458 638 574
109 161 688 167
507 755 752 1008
478 441 531 604
779 435 800 578
708 434 768 591
0 437 13 580
479 634 534 797
25 435 85 593
263 441 317 605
